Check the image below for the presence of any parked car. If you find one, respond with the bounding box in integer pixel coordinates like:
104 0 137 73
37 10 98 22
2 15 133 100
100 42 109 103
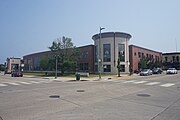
152 68 163 74
139 69 153 76
11 71 23 77
166 68 178 74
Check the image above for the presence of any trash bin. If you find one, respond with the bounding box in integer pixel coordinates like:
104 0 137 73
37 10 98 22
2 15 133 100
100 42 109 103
76 73 80 81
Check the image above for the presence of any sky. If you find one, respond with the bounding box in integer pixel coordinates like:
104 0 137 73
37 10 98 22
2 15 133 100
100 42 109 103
0 0 180 63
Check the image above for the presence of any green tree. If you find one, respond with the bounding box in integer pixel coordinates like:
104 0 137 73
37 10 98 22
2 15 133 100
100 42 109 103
117 58 121 77
49 36 80 75
40 58 49 70
139 58 148 69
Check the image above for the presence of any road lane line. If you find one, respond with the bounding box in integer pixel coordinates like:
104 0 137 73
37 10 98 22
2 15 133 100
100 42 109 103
160 83 175 87
0 83 8 86
145 82 161 85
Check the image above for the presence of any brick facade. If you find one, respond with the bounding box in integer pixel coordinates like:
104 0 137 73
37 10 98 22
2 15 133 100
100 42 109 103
129 45 162 73
23 45 94 73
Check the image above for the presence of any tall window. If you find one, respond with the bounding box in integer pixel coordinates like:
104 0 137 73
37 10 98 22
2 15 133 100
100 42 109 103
173 56 175 62
176 56 179 62
95 45 98 62
165 57 168 62
103 44 111 62
138 52 141 58
118 44 125 62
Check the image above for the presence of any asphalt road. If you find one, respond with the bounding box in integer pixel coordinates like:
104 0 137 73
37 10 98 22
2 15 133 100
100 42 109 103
0 72 180 120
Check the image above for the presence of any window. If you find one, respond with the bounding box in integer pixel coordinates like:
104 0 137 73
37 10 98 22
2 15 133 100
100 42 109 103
120 65 125 72
173 56 175 62
118 44 125 62
165 57 168 62
142 53 144 58
151 55 154 59
134 52 136 56
103 44 111 62
103 65 111 72
155 56 158 61
95 65 98 72
78 63 89 72
146 54 149 58
80 51 88 58
95 45 98 62
138 52 141 58
177 56 179 62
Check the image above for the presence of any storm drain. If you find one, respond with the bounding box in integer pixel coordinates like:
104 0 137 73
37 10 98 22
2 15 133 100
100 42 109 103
137 94 151 97
49 95 60 99
76 90 85 92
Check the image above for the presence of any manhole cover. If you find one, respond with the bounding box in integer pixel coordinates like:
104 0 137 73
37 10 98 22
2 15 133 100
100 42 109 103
49 95 60 98
137 94 151 97
76 90 85 92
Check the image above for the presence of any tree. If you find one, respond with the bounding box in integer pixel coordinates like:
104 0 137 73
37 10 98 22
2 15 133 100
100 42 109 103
139 58 148 70
40 58 49 70
49 36 80 75
117 58 121 77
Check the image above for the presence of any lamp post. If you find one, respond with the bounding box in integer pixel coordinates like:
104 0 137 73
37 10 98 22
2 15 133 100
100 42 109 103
55 55 58 79
98 27 105 79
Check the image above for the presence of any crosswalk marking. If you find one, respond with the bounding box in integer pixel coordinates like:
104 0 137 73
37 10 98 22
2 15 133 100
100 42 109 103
0 80 53 87
0 83 8 86
4 82 20 85
123 80 137 83
18 82 32 85
160 83 175 87
145 82 161 85
133 81 148 84
29 81 41 84
40 80 52 83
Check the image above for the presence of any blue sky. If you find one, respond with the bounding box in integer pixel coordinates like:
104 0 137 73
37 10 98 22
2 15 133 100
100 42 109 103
0 0 180 63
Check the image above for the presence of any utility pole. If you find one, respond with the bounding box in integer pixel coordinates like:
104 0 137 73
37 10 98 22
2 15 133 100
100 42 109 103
98 27 105 79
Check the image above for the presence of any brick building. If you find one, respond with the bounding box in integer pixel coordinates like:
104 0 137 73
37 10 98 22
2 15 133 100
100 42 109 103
23 45 95 73
23 32 163 74
129 45 162 73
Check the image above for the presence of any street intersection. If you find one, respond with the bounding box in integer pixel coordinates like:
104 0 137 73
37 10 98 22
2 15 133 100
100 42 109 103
0 72 180 120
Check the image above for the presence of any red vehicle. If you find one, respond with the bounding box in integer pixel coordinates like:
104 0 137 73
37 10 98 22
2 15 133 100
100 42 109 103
11 71 23 77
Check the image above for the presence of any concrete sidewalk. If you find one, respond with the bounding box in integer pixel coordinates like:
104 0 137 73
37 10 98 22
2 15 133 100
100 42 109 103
44 74 139 82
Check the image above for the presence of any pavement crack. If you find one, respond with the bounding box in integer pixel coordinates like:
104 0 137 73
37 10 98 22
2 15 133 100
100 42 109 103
60 98 81 107
150 96 180 120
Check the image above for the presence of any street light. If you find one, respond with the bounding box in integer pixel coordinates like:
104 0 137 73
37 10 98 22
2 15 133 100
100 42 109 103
55 55 59 79
98 27 105 79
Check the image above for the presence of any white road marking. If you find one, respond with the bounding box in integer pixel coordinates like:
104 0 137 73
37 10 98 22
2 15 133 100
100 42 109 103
18 82 32 85
145 82 161 85
160 83 175 87
39 80 52 83
0 83 8 87
123 80 137 83
133 81 148 84
4 82 20 85
29 81 41 84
